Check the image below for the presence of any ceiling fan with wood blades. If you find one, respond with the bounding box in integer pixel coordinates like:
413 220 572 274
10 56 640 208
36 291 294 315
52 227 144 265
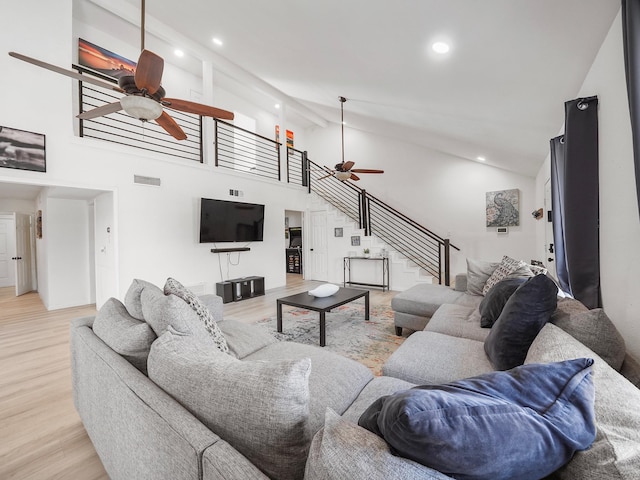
319 96 384 181
7 0 233 141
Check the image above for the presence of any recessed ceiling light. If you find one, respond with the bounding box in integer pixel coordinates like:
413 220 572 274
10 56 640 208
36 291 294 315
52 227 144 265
275 103 280 109
477 156 486 162
174 49 184 57
432 41 450 54
212 38 223 46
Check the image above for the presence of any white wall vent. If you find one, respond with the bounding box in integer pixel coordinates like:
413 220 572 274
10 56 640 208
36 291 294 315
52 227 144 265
134 175 161 187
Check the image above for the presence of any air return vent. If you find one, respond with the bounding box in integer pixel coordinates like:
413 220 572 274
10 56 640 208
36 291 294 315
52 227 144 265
134 175 161 187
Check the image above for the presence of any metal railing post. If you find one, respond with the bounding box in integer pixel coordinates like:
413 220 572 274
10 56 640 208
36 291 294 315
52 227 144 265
444 239 451 286
302 151 309 188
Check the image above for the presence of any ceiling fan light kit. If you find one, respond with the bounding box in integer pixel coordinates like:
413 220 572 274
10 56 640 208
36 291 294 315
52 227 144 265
120 95 163 121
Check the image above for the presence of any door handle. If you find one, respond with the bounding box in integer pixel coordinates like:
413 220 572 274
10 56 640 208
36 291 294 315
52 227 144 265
548 243 554 253
547 257 554 262
310 248 314 251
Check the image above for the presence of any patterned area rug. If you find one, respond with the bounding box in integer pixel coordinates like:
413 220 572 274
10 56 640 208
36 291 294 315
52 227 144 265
256 300 407 376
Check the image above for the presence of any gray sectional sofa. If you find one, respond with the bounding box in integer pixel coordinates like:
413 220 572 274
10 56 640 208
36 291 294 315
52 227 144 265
70 276 640 480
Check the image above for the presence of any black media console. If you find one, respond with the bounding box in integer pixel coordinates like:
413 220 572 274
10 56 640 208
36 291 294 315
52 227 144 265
216 276 265 303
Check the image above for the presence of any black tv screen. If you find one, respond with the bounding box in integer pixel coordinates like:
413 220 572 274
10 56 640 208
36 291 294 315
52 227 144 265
199 198 265 243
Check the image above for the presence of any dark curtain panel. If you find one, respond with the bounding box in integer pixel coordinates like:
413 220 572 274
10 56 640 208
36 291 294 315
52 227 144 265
563 96 601 309
550 136 571 295
622 0 640 218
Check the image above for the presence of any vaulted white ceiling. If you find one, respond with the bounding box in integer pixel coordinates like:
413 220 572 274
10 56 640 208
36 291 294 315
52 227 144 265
78 0 620 177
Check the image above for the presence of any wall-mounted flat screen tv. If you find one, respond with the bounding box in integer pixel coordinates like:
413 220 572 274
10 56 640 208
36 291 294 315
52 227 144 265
199 198 265 243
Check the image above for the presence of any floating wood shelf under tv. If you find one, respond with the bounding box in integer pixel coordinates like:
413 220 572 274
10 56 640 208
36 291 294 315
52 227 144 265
211 247 251 253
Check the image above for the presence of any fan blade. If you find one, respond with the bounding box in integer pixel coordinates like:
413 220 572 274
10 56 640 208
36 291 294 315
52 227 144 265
343 161 355 171
155 111 187 140
8 51 125 93
350 169 384 174
350 173 360 181
77 101 123 120
163 98 234 120
135 50 164 95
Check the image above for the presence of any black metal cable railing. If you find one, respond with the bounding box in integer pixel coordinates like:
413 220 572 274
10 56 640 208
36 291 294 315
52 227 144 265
287 147 307 186
214 119 281 181
77 68 203 162
306 158 459 285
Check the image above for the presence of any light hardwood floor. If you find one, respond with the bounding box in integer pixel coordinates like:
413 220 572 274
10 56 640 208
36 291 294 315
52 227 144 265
0 275 397 479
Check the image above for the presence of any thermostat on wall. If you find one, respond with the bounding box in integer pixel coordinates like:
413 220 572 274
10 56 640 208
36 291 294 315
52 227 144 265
497 227 508 235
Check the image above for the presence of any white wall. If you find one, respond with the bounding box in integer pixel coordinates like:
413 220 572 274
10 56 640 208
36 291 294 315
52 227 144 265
535 10 640 359
305 124 538 277
0 199 36 215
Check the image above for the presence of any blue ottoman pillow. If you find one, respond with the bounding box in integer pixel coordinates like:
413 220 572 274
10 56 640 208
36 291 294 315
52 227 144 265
358 358 596 480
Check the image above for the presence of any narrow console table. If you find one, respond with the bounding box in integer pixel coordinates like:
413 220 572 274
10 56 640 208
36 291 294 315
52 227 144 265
343 256 390 291
216 276 265 303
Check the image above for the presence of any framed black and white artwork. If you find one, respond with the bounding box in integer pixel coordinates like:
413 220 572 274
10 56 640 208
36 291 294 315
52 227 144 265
0 126 46 172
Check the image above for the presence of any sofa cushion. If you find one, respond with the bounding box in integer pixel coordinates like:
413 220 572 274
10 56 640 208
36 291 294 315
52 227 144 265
478 277 527 328
164 277 229 353
466 259 499 295
482 255 529 295
92 297 156 373
123 279 164 320
551 308 626 371
342 376 416 424
148 329 311 480
359 359 596 480
426 304 489 342
526 324 640 479
305 408 451 480
484 274 558 370
216 319 278 359
391 283 464 318
243 341 373 433
382 331 494 385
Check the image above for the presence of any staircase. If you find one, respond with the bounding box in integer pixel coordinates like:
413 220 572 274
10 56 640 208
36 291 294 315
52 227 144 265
301 155 460 288
309 193 435 291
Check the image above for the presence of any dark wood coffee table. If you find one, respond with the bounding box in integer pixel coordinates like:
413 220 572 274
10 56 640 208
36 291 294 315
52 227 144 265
276 287 370 347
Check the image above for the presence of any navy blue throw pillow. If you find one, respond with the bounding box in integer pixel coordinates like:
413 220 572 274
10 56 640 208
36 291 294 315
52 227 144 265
358 358 596 480
484 274 558 370
478 277 528 328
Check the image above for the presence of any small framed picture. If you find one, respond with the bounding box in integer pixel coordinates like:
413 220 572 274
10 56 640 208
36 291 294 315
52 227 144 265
334 227 343 237
351 235 360 246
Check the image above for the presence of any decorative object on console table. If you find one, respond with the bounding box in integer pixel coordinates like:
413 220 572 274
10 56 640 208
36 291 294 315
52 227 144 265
216 276 265 303
0 126 46 172
363 248 370 258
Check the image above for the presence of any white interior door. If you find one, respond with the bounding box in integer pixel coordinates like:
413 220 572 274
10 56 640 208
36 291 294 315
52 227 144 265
307 210 328 281
544 179 557 278
14 213 33 296
0 215 16 288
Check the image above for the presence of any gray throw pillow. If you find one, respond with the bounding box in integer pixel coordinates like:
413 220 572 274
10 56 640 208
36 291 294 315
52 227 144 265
552 308 626 371
466 259 500 296
482 255 530 295
164 277 229 354
148 330 311 480
123 279 164 320
141 288 213 344
92 297 156 373
305 408 450 480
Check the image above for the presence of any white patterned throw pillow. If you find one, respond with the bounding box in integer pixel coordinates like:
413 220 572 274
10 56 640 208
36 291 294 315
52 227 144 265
482 256 529 295
164 277 229 354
